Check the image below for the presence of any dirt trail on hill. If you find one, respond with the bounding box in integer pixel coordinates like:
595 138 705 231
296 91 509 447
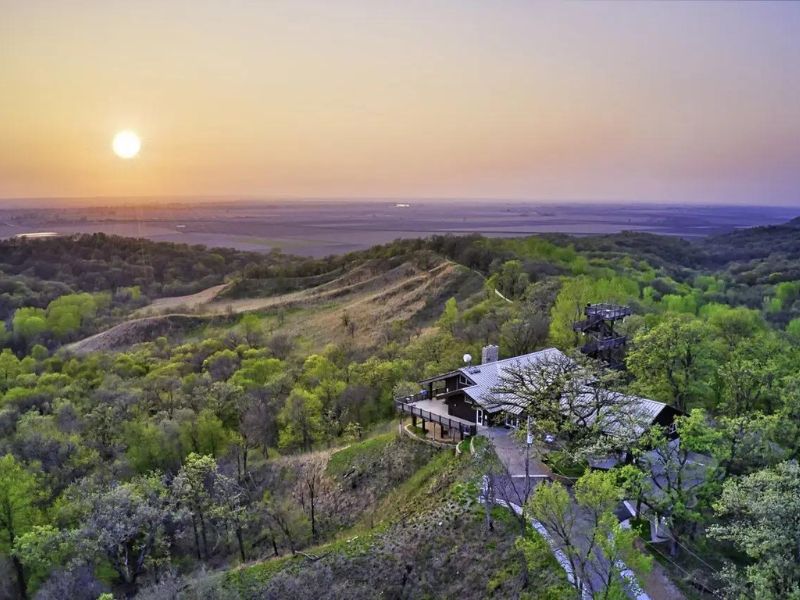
65 260 468 355
64 314 208 355
202 261 452 314
132 283 229 316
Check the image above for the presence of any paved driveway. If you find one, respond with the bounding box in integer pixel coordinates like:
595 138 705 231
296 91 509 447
480 426 552 477
479 426 552 508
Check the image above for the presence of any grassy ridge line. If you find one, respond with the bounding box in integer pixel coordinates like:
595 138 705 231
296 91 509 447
64 256 475 355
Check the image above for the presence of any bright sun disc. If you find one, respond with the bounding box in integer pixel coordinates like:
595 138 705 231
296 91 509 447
112 130 141 159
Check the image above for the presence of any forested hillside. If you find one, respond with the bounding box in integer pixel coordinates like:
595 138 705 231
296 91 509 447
2 221 800 599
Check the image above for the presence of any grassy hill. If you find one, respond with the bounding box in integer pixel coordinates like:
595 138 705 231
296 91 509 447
66 253 484 355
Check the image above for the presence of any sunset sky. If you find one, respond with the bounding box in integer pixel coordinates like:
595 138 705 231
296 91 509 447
2 1 800 204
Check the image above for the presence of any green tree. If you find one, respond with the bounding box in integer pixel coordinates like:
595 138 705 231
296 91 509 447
12 524 71 592
278 388 324 451
490 260 529 300
716 342 782 416
202 349 240 381
45 293 99 339
437 297 459 333
238 313 264 346
773 281 800 312
172 453 249 561
709 461 800 599
627 313 712 412
712 413 784 477
634 409 719 556
124 420 181 473
0 349 22 392
172 453 216 560
179 409 232 458
513 531 576 599
229 357 284 389
776 374 800 459
706 305 765 350
526 470 649 599
500 314 550 357
0 454 40 599
787 317 800 339
12 307 47 344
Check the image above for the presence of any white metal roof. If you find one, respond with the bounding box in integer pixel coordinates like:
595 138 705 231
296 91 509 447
454 348 668 434
457 347 568 413
569 390 667 437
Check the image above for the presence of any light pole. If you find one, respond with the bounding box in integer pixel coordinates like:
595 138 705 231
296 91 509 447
525 415 533 502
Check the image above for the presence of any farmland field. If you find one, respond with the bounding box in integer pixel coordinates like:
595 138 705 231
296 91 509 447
1 200 795 257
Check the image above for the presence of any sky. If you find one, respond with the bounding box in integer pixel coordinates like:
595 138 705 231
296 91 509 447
2 1 800 205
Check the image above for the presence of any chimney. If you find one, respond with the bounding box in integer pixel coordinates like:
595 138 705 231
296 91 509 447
481 344 499 364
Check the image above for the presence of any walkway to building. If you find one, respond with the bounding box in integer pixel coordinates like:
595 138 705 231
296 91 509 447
479 426 553 478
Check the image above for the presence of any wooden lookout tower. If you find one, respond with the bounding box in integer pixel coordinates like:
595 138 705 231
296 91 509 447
572 303 632 367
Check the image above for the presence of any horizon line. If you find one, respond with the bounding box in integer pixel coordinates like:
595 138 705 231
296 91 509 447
1 195 799 209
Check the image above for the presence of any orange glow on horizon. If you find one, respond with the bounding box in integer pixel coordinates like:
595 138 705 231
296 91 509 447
2 2 800 204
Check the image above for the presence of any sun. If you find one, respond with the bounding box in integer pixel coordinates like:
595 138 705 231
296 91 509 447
112 130 141 159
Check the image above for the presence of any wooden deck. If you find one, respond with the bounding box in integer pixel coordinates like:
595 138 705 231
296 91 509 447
394 396 477 438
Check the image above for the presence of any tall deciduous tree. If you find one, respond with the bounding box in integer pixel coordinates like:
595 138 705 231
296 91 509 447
75 473 171 591
633 409 719 556
709 461 800 599
489 352 644 457
278 388 324 452
526 470 650 599
0 454 40 599
626 313 712 412
172 453 250 562
171 453 215 560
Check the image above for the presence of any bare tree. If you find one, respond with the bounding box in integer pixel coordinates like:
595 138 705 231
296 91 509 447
488 352 646 458
340 312 356 338
267 332 294 360
294 456 330 542
500 313 550 356
473 436 530 532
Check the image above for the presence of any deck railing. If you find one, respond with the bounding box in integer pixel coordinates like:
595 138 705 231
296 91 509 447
394 397 477 437
583 303 632 320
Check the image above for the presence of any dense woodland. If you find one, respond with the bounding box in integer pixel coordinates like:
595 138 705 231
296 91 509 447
2 221 800 599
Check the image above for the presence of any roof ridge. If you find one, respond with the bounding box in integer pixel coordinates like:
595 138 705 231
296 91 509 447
458 346 560 373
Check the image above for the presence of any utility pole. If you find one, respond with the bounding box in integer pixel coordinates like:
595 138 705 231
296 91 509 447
525 415 533 503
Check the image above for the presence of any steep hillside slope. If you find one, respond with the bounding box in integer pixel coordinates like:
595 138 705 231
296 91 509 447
172 434 571 600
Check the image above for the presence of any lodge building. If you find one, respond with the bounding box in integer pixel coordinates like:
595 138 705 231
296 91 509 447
395 345 680 443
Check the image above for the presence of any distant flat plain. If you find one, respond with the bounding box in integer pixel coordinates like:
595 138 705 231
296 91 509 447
0 200 796 257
